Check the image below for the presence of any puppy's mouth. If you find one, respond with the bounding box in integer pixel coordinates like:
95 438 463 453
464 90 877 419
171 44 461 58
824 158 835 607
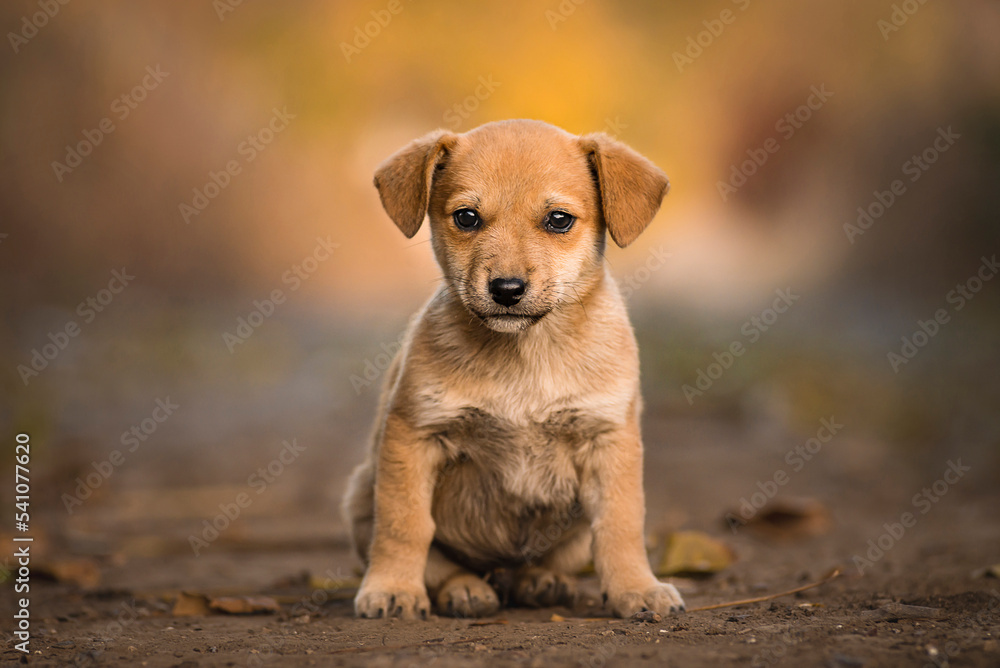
468 308 549 331
473 310 547 322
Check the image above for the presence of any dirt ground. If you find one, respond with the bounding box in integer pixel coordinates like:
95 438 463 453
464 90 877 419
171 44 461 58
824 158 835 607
4 415 999 667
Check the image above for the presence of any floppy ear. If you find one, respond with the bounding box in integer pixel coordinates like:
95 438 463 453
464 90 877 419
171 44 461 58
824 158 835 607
373 129 455 238
579 133 669 248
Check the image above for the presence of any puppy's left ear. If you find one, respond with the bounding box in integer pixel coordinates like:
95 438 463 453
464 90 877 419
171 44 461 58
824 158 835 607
374 129 456 238
579 133 669 248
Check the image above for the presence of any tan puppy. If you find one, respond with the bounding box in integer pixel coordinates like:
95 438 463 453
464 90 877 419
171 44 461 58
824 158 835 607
342 119 684 619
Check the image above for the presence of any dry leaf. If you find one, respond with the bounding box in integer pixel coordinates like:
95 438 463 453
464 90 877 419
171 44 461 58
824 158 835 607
973 564 1000 579
632 610 662 623
271 570 311 588
860 603 943 621
549 613 566 622
172 592 211 617
728 497 831 539
657 531 735 576
210 596 280 615
468 619 508 627
36 558 101 589
308 574 362 591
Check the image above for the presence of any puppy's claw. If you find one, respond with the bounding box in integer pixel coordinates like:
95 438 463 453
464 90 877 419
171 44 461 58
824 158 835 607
513 567 577 608
435 574 500 618
606 581 685 618
355 581 431 620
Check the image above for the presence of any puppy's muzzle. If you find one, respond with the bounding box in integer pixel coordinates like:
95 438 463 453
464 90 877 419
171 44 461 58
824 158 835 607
489 277 526 307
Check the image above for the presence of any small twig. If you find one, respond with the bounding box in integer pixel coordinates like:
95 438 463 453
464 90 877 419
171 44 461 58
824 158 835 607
328 635 489 655
686 568 842 612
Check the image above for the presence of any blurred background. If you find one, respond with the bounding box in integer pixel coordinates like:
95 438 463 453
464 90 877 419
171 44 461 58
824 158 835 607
0 0 997 583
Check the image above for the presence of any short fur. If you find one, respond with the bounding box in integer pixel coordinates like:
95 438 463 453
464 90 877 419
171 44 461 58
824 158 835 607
342 119 684 619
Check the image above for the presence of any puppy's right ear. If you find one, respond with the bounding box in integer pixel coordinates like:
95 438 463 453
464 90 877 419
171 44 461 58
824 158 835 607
373 129 456 238
579 132 669 248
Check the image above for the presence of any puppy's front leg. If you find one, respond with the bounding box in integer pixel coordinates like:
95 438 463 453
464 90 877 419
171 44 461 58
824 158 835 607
581 423 685 617
355 416 442 619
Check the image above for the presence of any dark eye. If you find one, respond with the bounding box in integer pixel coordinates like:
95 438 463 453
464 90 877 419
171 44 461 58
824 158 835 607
453 208 482 231
544 210 575 233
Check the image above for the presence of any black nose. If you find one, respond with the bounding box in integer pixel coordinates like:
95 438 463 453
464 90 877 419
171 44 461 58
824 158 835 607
489 277 526 307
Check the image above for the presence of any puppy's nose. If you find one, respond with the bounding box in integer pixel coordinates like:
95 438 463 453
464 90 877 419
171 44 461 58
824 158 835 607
489 277 526 307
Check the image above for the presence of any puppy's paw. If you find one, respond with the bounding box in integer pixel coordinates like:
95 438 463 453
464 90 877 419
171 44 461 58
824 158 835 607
435 574 500 618
606 581 685 618
355 578 431 620
513 567 577 608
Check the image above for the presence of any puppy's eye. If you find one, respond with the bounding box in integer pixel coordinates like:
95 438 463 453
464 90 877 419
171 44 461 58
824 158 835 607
544 210 575 233
453 208 482 231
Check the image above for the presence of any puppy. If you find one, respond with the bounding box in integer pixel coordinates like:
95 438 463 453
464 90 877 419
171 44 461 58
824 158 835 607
342 119 684 619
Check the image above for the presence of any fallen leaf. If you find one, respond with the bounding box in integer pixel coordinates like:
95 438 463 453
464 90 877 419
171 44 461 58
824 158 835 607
972 564 1000 579
549 613 566 622
172 592 211 617
632 610 662 623
36 558 101 589
308 574 363 590
860 602 943 621
728 497 831 539
209 596 280 615
657 531 735 576
271 570 311 588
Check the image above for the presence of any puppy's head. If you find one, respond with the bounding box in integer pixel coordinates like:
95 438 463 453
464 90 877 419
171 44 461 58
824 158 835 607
374 120 668 333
